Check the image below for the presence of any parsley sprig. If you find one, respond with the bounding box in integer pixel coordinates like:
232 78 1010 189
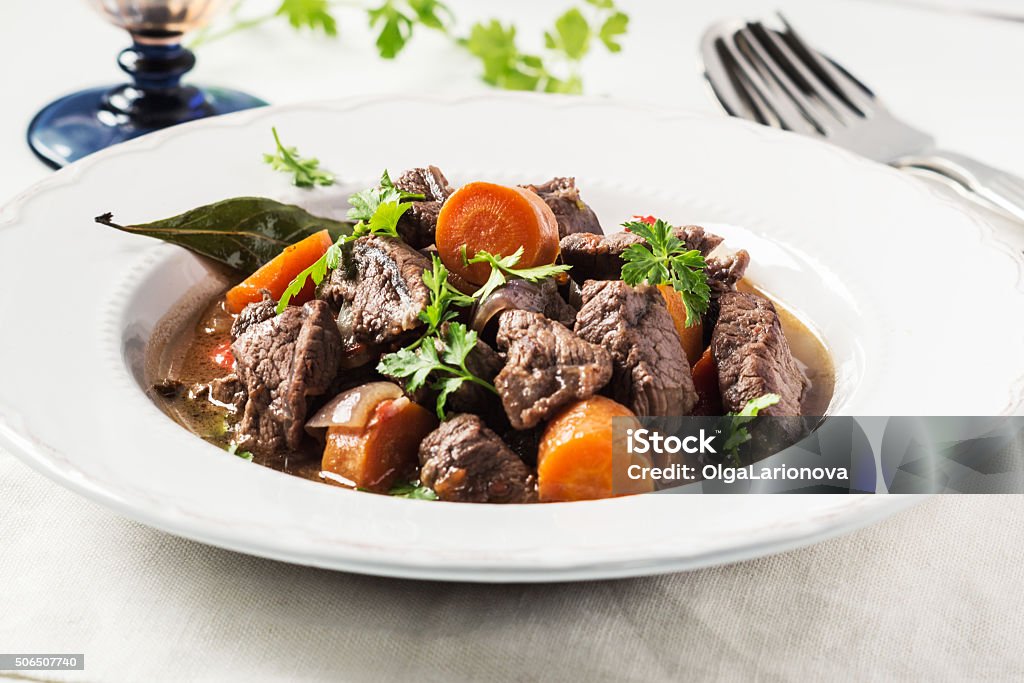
368 0 454 58
276 173 415 313
378 322 497 420
263 127 335 188
463 0 628 94
190 0 453 60
619 218 710 327
461 246 573 302
417 255 476 341
191 1 627 95
347 170 424 222
721 394 781 466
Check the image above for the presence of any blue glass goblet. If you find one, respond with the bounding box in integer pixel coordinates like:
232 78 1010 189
27 0 267 168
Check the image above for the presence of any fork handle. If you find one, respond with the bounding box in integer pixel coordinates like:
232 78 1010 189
893 150 1024 223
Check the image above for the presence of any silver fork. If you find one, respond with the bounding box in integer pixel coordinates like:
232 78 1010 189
701 14 1024 223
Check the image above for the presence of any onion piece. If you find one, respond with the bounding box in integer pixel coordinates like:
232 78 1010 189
306 382 404 433
470 279 547 333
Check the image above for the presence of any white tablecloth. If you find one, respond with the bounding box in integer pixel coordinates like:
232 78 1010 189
2 1 1024 680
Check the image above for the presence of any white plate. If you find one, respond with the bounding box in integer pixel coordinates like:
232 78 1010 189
1 94 1022 582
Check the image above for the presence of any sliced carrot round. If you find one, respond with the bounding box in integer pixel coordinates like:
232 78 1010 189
225 229 334 314
435 181 560 285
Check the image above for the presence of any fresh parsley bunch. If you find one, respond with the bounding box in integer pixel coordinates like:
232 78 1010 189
619 218 711 327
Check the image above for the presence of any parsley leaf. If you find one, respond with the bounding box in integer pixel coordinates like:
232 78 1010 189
598 11 628 52
388 480 438 500
276 0 338 36
263 127 334 188
547 8 591 60
368 0 452 58
347 170 424 222
721 394 781 466
619 218 710 327
226 443 254 461
461 246 572 302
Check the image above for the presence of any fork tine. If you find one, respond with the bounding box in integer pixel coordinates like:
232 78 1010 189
717 33 818 133
777 14 877 116
735 25 838 134
708 36 773 124
749 21 861 125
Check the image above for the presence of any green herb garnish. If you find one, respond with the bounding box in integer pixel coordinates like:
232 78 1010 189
619 218 710 327
461 246 572 302
378 323 497 420
721 394 781 466
276 198 411 313
226 443 254 461
388 481 439 500
347 170 425 222
263 127 334 188
418 255 476 340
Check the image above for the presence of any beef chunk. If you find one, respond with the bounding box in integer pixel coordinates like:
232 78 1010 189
393 166 454 249
574 280 697 416
711 291 808 416
560 225 725 283
676 225 725 256
522 177 602 237
318 236 431 350
706 249 750 298
208 374 247 411
419 414 537 503
494 310 613 429
231 293 277 339
232 300 342 452
560 232 643 280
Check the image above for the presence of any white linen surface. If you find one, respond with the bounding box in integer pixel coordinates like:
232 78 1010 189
3 454 1024 682
2 0 1024 681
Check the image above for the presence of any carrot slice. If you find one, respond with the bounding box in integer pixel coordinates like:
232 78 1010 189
657 284 704 366
322 397 438 493
537 396 655 502
690 347 723 416
435 181 560 285
224 229 334 314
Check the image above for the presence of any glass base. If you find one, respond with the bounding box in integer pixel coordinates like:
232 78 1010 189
27 85 267 169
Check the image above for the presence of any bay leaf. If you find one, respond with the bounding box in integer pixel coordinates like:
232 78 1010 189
96 197 353 275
